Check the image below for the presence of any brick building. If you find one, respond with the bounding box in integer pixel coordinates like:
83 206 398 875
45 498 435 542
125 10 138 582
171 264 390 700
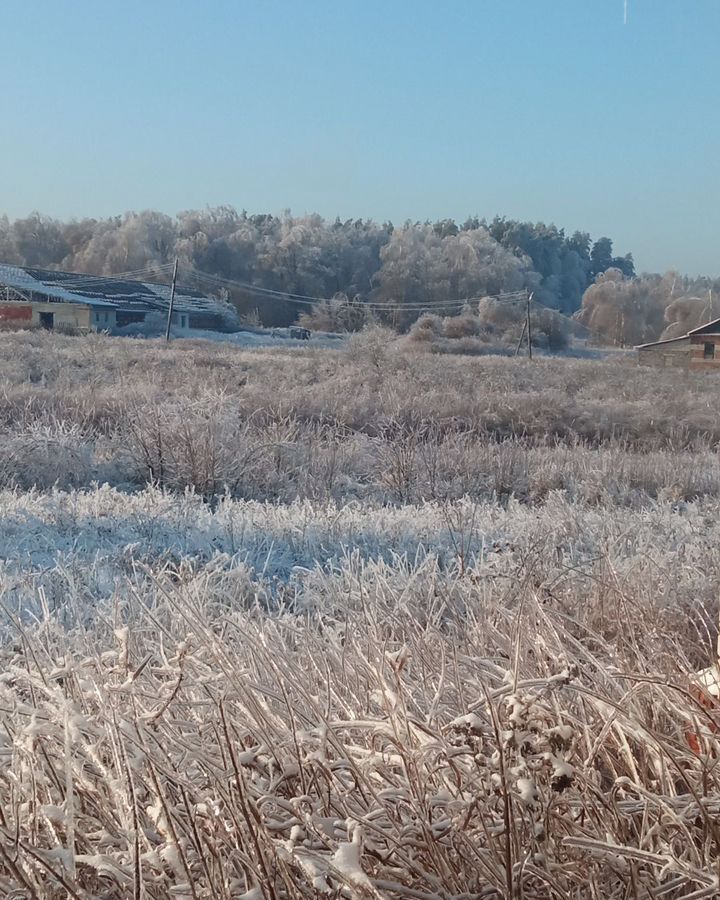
636 318 720 370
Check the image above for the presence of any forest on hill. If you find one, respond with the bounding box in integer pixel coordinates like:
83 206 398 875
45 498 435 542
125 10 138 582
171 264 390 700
1 208 718 344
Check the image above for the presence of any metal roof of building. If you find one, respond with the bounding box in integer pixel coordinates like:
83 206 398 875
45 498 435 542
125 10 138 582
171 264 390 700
687 317 720 336
635 317 720 350
0 264 224 316
634 335 691 350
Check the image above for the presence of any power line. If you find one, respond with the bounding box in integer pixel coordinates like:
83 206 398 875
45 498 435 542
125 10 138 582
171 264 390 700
178 263 530 312
11 259 583 329
188 265 583 330
47 264 176 290
13 264 178 295
55 264 175 284
4 257 584 332
185 266 528 308
180 269 535 317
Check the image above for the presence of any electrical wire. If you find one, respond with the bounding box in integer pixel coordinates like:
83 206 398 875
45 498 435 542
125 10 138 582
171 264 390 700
44 264 176 290
178 264 530 311
51 264 174 284
179 265 581 328
8 260 580 327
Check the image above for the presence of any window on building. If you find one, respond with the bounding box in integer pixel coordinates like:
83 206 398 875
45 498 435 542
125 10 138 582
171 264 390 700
704 342 715 360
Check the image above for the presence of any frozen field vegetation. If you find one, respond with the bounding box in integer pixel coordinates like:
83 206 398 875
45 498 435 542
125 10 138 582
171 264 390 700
1 330 720 898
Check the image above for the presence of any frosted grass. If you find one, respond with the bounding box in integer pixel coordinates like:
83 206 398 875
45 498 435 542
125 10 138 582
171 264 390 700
0 487 718 895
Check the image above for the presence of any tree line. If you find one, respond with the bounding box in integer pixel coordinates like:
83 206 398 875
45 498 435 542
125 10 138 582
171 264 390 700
0 208 631 320
1 207 716 344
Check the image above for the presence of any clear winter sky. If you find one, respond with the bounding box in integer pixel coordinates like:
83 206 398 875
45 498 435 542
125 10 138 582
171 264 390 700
1 0 718 274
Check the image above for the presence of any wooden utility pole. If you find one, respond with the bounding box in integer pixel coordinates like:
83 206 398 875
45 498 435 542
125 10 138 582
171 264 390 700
514 318 527 356
164 258 179 342
526 291 534 359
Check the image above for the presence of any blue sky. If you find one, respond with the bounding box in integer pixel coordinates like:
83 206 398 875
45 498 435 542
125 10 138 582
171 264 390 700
1 0 718 274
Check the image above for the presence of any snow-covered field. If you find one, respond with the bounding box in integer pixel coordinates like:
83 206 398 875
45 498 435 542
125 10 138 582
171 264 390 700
0 484 717 621
2 332 720 896
185 326 346 349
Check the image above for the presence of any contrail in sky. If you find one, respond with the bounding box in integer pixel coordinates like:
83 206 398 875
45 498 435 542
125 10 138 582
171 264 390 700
624 0 628 25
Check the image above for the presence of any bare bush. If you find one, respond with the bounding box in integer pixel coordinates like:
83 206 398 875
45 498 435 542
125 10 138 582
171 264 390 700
345 323 396 370
297 293 371 332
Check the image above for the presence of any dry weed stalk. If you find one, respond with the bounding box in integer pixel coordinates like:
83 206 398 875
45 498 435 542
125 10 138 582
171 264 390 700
0 536 718 896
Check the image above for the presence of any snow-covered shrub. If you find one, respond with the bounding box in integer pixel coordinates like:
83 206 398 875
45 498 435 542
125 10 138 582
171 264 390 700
407 312 442 342
297 293 371 332
441 310 481 338
0 421 101 489
345 323 396 369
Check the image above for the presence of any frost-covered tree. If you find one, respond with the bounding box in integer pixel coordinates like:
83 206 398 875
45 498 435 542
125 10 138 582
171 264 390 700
486 218 597 313
578 270 679 346
372 223 534 328
0 216 21 264
660 294 713 340
12 213 69 267
68 211 176 274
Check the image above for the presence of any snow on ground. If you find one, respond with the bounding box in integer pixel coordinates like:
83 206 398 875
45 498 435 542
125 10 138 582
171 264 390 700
157 327 348 348
0 485 678 572
191 327 347 348
0 484 716 625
